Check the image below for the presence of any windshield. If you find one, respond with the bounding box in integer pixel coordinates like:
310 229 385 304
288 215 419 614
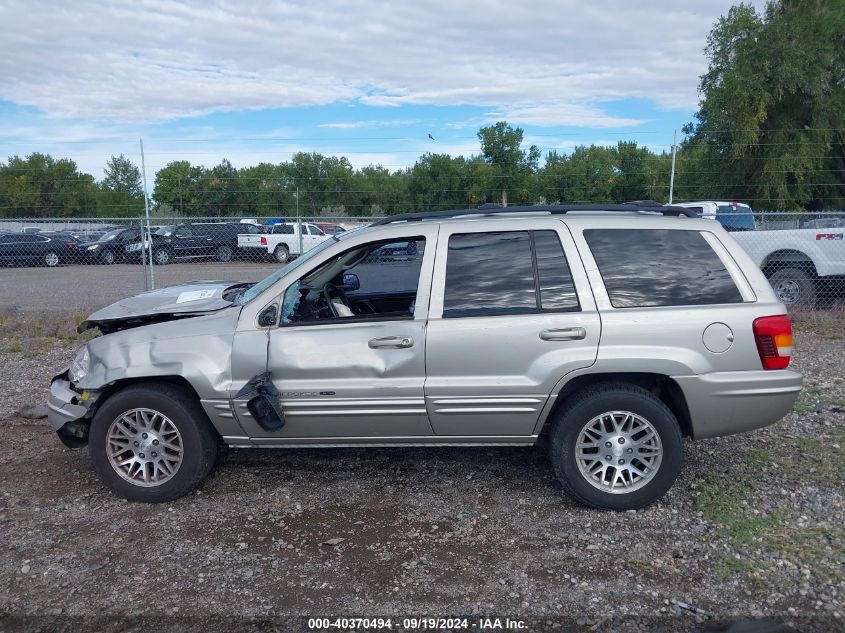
238 231 356 304
98 229 125 242
156 226 176 236
716 205 755 232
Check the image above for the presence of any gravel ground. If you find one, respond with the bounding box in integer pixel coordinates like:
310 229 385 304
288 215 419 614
0 308 842 632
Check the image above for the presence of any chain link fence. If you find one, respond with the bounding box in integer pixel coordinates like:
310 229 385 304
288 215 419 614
1 211 843 309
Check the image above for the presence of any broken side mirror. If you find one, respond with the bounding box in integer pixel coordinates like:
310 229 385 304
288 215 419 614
342 273 360 291
258 304 278 328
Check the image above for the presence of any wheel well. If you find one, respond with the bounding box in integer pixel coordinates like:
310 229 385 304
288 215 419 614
98 375 199 404
58 376 206 447
542 373 693 438
762 250 818 277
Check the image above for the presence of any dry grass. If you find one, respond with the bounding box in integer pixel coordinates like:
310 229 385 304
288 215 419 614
0 308 96 354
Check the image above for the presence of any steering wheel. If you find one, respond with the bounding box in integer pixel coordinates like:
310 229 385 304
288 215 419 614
322 282 351 318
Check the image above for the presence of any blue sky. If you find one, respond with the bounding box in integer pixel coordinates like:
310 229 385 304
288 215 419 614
0 0 753 182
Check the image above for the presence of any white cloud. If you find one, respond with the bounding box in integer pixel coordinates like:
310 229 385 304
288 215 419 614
0 0 748 126
319 119 422 129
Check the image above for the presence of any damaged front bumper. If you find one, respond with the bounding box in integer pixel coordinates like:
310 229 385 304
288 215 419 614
47 370 95 447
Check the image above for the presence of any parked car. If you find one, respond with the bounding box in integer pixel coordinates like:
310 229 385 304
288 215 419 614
238 222 330 263
39 231 89 263
80 227 143 265
0 231 76 267
133 222 263 265
46 203 802 508
673 200 756 232
314 223 347 236
21 226 42 234
676 201 845 307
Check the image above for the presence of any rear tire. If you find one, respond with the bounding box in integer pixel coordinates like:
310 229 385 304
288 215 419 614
548 383 683 510
768 267 817 308
88 382 219 503
274 244 290 263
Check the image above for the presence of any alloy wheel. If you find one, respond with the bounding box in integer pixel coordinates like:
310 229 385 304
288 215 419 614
575 410 663 494
106 408 183 487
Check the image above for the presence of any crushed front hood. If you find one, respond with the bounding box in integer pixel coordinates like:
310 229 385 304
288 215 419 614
78 280 251 333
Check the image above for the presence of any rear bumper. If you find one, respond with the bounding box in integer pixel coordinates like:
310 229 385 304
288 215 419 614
674 369 803 439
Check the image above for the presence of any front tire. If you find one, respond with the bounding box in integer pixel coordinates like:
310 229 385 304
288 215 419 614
101 249 116 265
43 250 60 267
88 382 219 502
549 383 683 510
153 247 172 265
768 267 817 308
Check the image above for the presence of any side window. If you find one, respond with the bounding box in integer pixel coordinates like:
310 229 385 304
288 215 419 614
583 229 743 308
444 232 535 316
175 226 191 237
534 230 580 311
282 237 426 324
274 224 294 235
443 230 579 317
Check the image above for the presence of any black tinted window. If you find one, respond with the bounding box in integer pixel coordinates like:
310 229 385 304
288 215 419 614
443 232 536 316
584 229 742 308
274 224 294 234
534 231 579 311
716 205 756 232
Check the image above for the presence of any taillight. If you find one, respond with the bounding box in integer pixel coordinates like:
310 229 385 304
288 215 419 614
260 236 267 246
752 315 793 370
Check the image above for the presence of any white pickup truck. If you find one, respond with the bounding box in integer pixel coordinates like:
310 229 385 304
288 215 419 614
237 223 330 263
675 202 845 307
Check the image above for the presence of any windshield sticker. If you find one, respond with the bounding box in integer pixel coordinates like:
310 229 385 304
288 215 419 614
176 289 217 304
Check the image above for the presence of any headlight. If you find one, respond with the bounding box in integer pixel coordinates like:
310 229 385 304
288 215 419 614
87 244 100 251
69 346 90 383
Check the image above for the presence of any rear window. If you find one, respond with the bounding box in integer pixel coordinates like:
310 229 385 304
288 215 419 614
583 229 742 308
716 205 755 232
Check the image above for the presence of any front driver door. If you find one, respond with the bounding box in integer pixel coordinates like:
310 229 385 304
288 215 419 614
234 225 439 440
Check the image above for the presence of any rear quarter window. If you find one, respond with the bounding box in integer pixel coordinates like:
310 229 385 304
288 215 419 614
583 229 743 308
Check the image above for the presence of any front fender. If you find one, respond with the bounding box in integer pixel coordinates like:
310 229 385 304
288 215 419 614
75 310 241 399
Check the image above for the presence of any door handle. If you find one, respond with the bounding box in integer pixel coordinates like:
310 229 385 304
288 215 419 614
368 335 414 349
540 327 587 341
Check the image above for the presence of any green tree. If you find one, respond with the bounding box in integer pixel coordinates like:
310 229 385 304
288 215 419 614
100 154 144 216
153 160 203 216
477 121 540 206
686 0 845 209
0 153 99 217
407 153 474 211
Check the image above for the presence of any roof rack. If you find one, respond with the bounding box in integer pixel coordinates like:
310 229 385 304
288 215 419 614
371 202 698 225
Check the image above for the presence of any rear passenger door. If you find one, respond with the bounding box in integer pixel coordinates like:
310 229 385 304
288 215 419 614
425 220 601 437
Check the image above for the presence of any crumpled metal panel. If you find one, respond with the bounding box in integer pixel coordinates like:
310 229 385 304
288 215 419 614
73 308 246 436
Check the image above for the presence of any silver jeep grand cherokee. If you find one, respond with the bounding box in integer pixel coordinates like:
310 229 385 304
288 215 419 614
46 204 803 509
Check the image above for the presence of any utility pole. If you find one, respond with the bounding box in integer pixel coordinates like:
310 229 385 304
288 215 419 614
140 139 155 290
668 129 678 205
